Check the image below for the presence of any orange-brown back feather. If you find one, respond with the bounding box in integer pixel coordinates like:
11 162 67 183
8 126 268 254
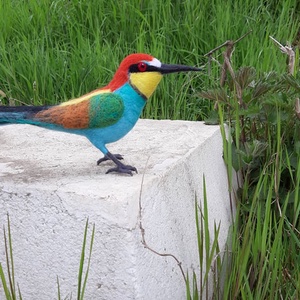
35 100 90 129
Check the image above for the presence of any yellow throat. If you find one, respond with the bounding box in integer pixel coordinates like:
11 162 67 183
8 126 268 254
129 72 163 99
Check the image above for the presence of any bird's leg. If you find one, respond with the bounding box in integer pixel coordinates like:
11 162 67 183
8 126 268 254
102 152 137 176
97 154 123 165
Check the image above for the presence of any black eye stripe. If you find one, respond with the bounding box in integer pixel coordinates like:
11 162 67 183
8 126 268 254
129 63 158 73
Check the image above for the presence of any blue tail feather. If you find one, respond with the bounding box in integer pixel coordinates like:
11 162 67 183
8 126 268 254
0 105 50 124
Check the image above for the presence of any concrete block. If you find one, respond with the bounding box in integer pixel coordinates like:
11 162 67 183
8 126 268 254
0 120 235 300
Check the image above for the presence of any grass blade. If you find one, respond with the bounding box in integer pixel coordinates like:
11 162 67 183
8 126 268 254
0 262 12 300
80 223 95 300
77 219 89 300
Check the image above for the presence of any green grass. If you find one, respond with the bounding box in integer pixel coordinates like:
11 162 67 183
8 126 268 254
0 216 95 300
196 28 300 298
0 214 22 300
1 0 300 299
1 0 299 119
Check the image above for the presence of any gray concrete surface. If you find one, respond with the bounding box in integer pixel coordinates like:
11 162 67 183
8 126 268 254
0 120 235 300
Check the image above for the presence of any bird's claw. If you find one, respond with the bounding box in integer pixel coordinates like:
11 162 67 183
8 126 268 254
106 165 137 176
97 152 137 175
97 154 123 165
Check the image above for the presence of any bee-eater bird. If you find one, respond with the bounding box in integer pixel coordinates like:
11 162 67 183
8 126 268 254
0 53 201 175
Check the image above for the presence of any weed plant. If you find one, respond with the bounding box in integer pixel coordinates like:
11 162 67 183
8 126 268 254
196 40 300 299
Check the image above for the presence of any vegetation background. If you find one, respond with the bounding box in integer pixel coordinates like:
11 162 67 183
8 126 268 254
0 0 299 119
1 0 300 299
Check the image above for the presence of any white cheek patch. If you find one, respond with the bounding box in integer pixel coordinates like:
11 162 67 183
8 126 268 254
148 58 162 68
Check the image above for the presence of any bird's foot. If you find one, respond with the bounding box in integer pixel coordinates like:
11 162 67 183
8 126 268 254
106 164 137 176
97 154 123 165
97 152 137 175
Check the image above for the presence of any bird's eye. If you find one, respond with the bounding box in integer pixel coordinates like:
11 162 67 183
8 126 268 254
137 62 147 72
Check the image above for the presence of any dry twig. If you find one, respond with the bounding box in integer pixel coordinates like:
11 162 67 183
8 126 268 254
204 31 252 109
269 36 297 214
270 36 295 75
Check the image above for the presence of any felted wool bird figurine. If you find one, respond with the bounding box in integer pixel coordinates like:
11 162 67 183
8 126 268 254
0 53 201 175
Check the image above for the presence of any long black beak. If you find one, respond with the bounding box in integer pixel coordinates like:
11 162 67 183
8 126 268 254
160 63 202 74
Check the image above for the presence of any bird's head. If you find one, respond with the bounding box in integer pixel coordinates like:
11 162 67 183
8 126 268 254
107 53 201 99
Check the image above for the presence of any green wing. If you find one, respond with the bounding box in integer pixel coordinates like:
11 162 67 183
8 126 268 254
89 93 124 129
